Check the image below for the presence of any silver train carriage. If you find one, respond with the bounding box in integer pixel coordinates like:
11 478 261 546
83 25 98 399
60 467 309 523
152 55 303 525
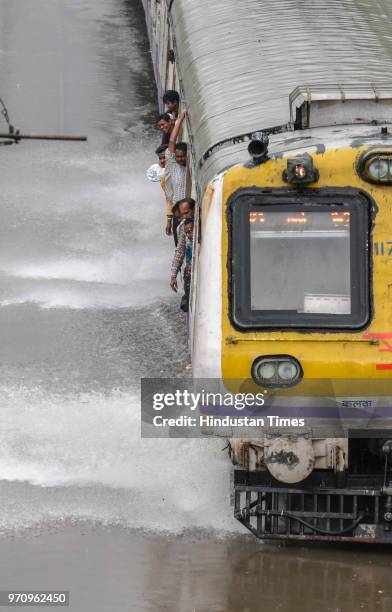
143 0 392 542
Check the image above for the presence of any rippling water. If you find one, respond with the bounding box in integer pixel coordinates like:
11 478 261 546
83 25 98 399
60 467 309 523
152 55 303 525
0 0 231 532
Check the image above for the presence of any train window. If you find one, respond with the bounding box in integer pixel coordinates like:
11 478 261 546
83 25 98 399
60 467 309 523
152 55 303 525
230 189 371 330
251 211 351 312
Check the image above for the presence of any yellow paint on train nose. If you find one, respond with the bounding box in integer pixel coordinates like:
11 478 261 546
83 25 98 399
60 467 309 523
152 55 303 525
221 145 392 395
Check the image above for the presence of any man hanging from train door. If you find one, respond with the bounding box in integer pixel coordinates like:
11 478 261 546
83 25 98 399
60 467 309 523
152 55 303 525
165 110 188 244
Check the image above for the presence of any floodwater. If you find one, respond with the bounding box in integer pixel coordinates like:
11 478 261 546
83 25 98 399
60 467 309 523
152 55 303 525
1 524 392 612
0 0 391 610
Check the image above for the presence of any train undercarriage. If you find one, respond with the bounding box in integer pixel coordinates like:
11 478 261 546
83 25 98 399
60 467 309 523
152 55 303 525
232 432 392 543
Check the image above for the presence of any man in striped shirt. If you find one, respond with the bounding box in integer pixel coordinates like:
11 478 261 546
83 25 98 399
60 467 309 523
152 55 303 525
165 111 188 243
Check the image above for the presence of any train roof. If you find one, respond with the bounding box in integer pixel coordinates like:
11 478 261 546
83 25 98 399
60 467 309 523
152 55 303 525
166 0 392 191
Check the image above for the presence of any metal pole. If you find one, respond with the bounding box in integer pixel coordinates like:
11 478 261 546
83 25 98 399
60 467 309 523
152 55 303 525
0 133 87 141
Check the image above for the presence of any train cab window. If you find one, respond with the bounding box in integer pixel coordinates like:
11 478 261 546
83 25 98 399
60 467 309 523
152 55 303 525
230 189 371 330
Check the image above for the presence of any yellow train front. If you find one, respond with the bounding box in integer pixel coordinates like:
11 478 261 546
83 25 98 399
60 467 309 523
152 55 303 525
191 86 392 542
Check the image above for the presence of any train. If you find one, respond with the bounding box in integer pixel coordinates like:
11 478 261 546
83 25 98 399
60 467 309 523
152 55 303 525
143 0 392 542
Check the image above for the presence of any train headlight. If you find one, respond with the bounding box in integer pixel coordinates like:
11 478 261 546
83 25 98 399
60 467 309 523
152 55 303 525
278 361 299 381
294 164 307 179
258 362 276 380
283 153 319 185
368 158 389 180
357 150 392 184
252 356 303 389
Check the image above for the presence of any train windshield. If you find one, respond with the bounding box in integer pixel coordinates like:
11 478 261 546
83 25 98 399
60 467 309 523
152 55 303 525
230 191 370 330
250 211 350 312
